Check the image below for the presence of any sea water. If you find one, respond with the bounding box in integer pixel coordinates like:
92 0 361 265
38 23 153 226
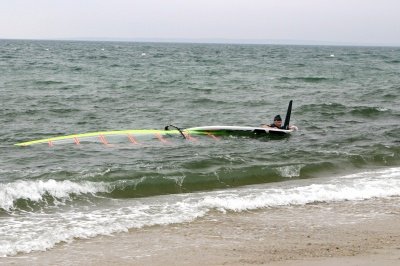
0 40 399 256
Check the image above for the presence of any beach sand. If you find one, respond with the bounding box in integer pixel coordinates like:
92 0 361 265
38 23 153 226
2 197 399 265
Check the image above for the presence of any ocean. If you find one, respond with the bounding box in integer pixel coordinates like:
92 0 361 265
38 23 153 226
0 40 399 257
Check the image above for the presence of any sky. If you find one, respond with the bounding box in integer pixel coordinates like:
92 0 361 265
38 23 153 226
1 0 399 46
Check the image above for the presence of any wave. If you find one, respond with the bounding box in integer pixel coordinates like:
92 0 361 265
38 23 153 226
0 163 328 211
0 171 284 211
4 154 399 212
0 55 17 59
297 103 347 117
386 60 400 64
298 103 391 119
350 106 390 117
70 66 83 71
198 167 400 211
48 108 81 114
1 167 399 257
85 55 109 60
189 98 227 105
279 77 329 83
0 180 111 211
34 80 64 85
299 102 346 111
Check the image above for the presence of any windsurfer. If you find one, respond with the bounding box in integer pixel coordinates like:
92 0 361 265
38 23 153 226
262 115 283 129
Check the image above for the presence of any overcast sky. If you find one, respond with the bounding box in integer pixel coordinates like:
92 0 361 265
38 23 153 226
1 0 399 45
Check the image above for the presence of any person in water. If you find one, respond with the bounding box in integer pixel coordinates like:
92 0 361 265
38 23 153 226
269 115 283 128
261 115 283 128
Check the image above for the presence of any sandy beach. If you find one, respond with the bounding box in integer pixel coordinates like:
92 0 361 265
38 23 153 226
2 196 399 265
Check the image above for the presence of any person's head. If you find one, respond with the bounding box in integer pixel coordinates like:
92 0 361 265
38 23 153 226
273 115 282 127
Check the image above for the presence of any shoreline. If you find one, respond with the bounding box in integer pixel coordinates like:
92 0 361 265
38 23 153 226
2 197 400 265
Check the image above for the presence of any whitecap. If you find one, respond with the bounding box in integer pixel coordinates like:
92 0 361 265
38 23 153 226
0 179 111 211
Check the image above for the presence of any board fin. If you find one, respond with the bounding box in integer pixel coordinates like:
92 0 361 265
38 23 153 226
282 100 293 130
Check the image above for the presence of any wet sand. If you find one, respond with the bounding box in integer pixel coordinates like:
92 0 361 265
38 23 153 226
2 197 400 265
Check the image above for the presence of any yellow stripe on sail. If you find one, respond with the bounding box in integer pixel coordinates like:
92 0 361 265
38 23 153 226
15 129 182 146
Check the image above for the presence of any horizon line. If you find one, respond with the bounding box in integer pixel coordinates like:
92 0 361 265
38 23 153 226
1 37 399 48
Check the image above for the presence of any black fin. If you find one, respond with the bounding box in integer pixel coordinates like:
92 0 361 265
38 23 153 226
283 100 293 130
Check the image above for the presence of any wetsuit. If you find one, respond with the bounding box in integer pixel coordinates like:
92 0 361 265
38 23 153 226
268 123 282 129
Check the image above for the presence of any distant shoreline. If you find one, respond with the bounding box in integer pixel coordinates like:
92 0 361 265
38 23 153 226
1 37 399 48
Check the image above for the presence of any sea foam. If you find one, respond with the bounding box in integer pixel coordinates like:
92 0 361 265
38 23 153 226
197 167 400 211
0 179 111 211
1 167 399 257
